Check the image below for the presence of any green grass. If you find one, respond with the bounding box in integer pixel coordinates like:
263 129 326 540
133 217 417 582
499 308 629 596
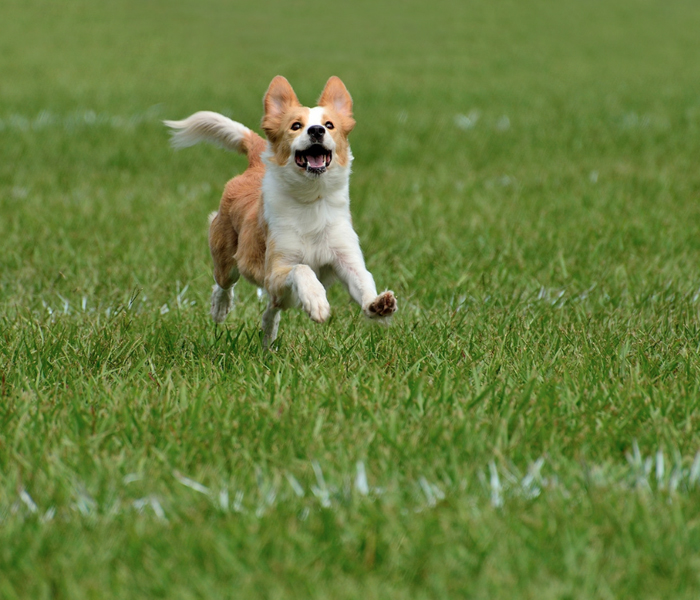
2 0 700 597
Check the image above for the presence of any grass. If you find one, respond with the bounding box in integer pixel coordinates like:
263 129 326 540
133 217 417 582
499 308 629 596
2 0 700 597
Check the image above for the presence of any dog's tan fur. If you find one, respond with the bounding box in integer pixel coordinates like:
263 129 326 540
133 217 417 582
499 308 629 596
209 131 267 289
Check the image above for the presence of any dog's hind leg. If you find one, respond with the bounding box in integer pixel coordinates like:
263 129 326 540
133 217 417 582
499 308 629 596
211 278 238 323
209 212 240 323
261 301 281 348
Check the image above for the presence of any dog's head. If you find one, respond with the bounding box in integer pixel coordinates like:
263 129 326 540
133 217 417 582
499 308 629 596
261 76 355 179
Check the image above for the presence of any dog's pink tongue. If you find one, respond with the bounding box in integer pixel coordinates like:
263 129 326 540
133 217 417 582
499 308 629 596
307 155 325 168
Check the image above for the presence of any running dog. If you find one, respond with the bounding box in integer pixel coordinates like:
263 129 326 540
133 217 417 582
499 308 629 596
165 76 397 346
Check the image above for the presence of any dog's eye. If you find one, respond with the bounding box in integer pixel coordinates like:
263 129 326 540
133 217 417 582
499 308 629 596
291 122 302 131
325 121 334 130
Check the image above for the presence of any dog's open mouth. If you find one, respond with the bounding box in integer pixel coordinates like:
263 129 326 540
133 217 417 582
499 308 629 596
295 145 332 174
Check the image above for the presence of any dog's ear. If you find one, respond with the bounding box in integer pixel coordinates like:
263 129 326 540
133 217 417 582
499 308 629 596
262 76 301 133
319 76 355 132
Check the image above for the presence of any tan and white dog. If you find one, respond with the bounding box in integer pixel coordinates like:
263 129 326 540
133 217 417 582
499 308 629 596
165 76 397 346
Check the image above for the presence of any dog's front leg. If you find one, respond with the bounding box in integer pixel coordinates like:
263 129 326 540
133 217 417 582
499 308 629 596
265 263 331 324
333 251 397 320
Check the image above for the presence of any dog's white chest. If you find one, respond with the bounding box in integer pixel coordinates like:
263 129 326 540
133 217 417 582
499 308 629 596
270 199 353 270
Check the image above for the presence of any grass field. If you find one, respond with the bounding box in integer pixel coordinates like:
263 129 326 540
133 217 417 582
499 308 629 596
2 0 700 597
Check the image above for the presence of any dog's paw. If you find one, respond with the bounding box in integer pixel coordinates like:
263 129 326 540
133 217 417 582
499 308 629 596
293 265 331 323
302 289 331 323
210 284 234 323
365 291 397 320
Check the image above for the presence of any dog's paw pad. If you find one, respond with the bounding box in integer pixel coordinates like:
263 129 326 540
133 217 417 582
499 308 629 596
367 291 397 318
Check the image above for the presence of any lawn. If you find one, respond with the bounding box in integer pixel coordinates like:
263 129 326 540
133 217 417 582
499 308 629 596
2 0 700 597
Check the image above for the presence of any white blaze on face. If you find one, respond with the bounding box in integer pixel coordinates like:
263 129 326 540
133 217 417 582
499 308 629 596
307 106 325 130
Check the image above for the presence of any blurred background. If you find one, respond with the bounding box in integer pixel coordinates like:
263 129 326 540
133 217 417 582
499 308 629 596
2 0 699 308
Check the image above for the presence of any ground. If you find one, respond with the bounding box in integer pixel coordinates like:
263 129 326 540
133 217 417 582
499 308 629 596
1 0 700 598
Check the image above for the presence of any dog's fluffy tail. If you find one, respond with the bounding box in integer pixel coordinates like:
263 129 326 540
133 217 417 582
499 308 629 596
164 111 254 154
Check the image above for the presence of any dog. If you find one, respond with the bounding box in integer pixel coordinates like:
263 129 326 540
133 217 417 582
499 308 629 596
164 76 397 347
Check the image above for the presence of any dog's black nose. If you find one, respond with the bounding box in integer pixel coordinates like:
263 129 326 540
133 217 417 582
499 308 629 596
307 125 325 141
